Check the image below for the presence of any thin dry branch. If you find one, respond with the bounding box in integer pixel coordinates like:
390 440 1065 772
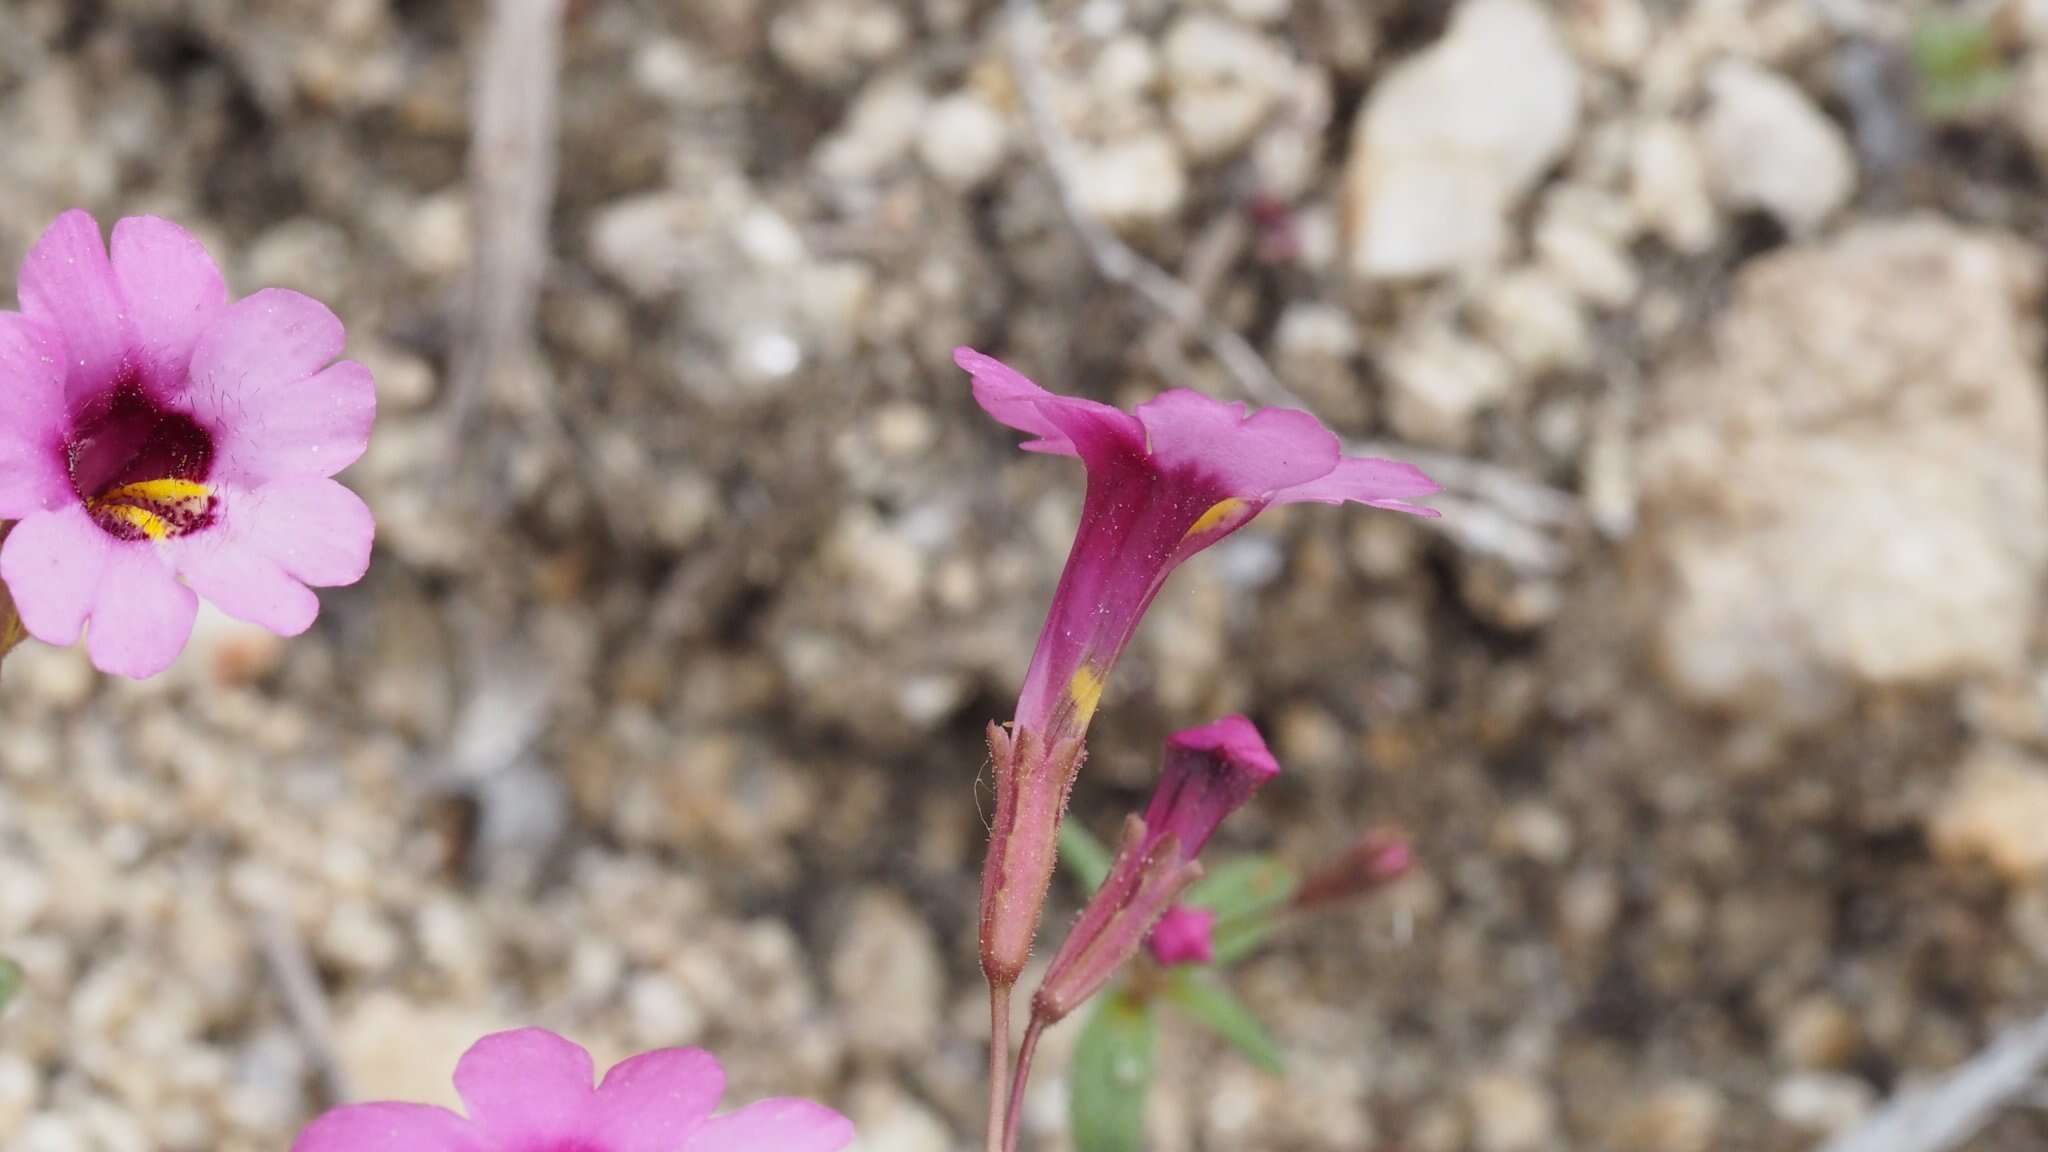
447 0 569 465
1002 0 1581 574
254 907 351 1107
1818 1009 2048 1152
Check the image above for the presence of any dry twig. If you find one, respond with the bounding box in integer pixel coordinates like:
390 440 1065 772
447 0 569 469
1002 0 1581 574
254 907 351 1107
1818 1009 2048 1152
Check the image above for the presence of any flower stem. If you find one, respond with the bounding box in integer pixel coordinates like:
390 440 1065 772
986 984 1012 1152
1002 1014 1047 1152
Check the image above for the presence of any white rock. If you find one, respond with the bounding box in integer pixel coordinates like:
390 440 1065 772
768 0 907 89
1379 322 1516 449
817 75 929 186
1475 269 1591 375
1771 1073 1874 1135
1216 0 1292 25
1162 15 1294 162
1930 744 2048 883
1075 132 1188 230
1343 0 1580 279
1631 118 1718 254
625 972 706 1047
1570 0 1652 68
1465 1072 1558 1152
1638 220 2048 725
1701 60 1856 233
917 90 1008 190
829 889 944 1058
848 1078 951 1152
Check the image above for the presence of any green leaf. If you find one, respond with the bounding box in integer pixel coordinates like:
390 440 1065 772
1185 856 1298 922
0 956 20 1013
1071 990 1158 1152
1165 969 1285 1074
1059 821 1115 893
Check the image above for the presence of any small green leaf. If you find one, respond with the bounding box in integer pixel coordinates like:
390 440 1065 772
1165 969 1285 1074
1185 856 1298 922
1059 821 1115 893
1071 990 1158 1152
1207 917 1278 968
0 956 20 1013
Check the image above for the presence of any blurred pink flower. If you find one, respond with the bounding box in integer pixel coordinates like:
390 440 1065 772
0 210 374 677
1145 905 1216 967
960 346 1435 983
1034 716 1280 1019
292 1028 854 1152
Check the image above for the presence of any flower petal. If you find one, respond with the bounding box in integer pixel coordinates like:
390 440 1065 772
680 1099 856 1152
957 347 1142 458
111 216 230 401
588 1048 727 1152
212 359 376 484
187 287 351 482
1134 389 1341 498
235 478 375 587
172 527 319 636
1 503 110 646
84 543 199 678
0 313 74 517
1271 454 1443 516
17 209 132 409
291 1103 488 1152
453 1028 596 1147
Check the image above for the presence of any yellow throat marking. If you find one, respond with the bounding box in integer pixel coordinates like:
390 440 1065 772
1067 665 1105 728
92 478 213 541
1184 497 1248 541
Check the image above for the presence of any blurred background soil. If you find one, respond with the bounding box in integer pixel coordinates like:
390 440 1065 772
6 0 2048 1149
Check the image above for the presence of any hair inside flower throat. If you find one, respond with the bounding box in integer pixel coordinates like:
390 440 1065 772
65 374 217 541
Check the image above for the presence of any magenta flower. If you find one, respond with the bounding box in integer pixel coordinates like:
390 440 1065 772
0 210 374 677
1033 716 1280 1020
1145 905 1216 967
292 1028 854 1152
961 347 1435 984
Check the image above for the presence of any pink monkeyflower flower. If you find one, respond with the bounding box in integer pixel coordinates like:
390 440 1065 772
292 1027 855 1152
0 210 374 677
1145 905 1216 967
1033 716 1280 1020
960 346 1435 984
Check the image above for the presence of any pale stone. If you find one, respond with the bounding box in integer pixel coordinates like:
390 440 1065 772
1631 118 1718 254
1465 1072 1558 1152
1162 14 1294 162
830 889 944 1058
1379 323 1516 449
1637 220 2048 726
1343 0 1579 279
1075 132 1188 230
917 90 1008 191
1931 744 2048 883
1701 60 1856 233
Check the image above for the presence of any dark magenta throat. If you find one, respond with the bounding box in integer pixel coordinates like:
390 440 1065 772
65 375 217 541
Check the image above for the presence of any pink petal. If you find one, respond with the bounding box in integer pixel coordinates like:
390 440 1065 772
110 216 229 400
84 543 199 678
171 526 320 636
956 346 1141 458
1134 389 1341 498
212 359 376 485
291 1103 487 1152
187 288 351 482
588 1048 726 1152
17 209 133 410
1 503 110 646
680 1099 855 1152
1146 905 1216 967
0 313 73 517
453 1028 596 1147
234 478 375 587
1271 455 1442 516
